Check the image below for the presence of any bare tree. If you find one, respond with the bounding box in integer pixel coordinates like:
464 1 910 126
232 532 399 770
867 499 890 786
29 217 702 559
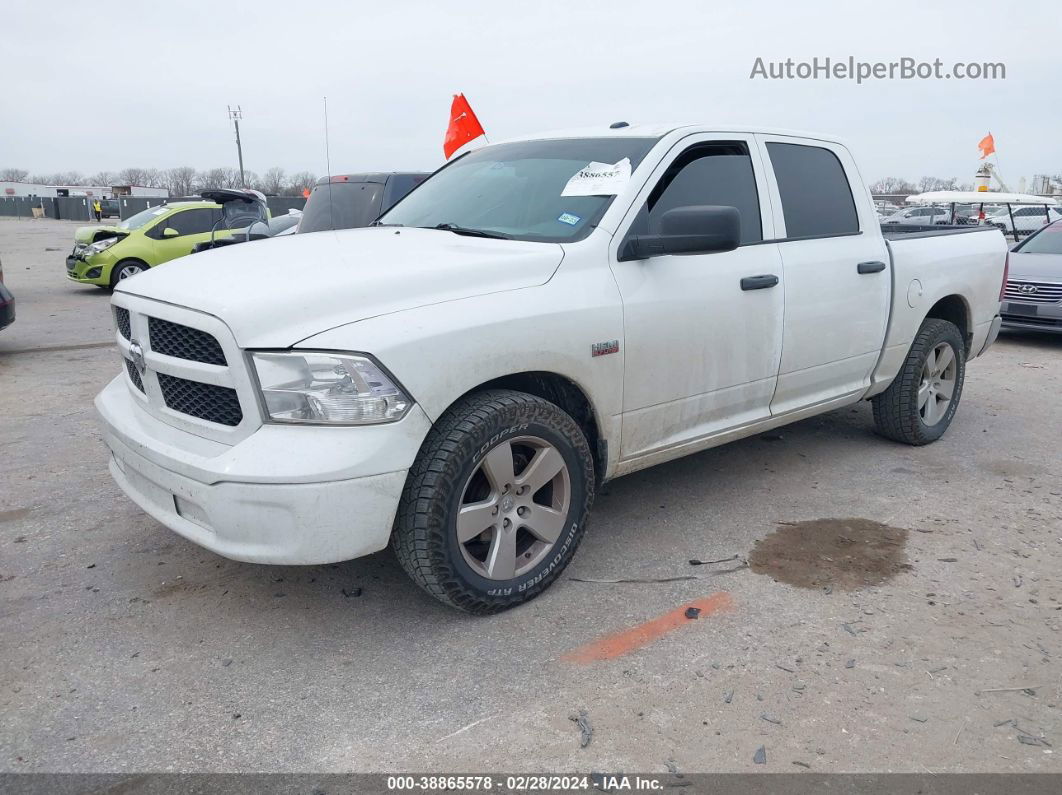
0 168 29 182
285 171 317 196
197 167 243 190
870 177 917 195
197 168 225 190
165 167 198 198
917 176 958 193
117 168 151 187
260 167 286 195
89 171 116 186
55 171 87 186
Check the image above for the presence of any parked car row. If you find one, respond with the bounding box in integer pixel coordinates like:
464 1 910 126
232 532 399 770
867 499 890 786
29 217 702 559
881 201 1062 234
64 174 429 290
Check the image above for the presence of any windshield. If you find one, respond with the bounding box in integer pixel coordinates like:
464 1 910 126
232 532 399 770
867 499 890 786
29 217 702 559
378 137 658 243
1015 221 1062 254
299 181 385 234
118 205 169 230
220 199 266 225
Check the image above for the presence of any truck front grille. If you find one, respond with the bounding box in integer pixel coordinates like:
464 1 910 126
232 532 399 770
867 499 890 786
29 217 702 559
1001 313 1062 328
124 358 144 392
157 373 243 426
1003 280 1062 304
114 307 131 340
110 297 255 440
148 317 227 365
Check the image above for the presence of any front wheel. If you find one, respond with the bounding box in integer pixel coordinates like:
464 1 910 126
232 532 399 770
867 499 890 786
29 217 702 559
109 260 146 288
392 390 595 614
872 318 966 445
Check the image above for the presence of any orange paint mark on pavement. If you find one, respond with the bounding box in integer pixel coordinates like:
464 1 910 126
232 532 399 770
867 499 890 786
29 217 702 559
562 592 733 663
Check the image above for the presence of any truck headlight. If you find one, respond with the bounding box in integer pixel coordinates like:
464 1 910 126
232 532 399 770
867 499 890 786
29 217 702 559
250 351 411 425
86 237 120 255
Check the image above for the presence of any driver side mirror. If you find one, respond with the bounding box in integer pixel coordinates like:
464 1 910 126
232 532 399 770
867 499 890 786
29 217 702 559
162 228 179 238
620 205 741 261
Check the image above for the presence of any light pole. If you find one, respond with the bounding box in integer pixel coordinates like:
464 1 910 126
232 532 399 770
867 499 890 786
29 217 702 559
228 105 246 187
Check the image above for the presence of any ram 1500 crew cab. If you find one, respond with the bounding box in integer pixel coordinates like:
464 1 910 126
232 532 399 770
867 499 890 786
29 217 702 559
96 124 1007 613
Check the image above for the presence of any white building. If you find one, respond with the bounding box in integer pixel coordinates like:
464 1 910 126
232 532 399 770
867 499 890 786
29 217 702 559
0 182 169 199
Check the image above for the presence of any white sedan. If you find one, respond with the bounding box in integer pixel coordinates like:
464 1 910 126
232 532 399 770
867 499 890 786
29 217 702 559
882 206 952 225
981 205 1062 235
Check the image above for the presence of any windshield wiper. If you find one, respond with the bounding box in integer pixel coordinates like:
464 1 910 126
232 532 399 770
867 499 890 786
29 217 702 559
421 222 511 240
370 221 404 227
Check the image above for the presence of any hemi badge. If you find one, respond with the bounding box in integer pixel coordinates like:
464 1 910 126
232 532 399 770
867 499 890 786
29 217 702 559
591 340 620 357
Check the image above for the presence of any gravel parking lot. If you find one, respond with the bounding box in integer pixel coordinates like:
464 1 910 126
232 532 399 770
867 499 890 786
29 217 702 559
2 217 1060 774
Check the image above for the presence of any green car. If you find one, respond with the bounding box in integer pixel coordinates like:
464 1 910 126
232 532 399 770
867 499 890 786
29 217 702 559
66 201 232 288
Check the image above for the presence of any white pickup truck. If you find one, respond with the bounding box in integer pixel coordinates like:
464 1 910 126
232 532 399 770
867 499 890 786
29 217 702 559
96 124 1007 613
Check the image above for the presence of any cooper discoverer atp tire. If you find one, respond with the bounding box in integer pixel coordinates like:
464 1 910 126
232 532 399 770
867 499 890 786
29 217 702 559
392 389 595 614
872 317 966 445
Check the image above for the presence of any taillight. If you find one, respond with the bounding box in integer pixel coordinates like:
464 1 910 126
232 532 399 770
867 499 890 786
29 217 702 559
999 253 1009 301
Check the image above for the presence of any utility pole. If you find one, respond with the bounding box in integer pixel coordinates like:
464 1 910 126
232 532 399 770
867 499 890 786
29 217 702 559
228 105 246 187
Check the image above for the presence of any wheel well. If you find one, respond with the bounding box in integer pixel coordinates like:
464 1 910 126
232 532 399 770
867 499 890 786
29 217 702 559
467 372 605 485
925 295 971 353
108 258 149 285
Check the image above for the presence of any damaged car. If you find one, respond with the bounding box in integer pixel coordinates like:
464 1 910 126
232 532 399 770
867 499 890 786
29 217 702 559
66 198 240 289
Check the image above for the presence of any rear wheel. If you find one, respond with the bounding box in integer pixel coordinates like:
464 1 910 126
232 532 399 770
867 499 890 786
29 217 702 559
392 390 595 614
109 260 145 288
872 318 966 445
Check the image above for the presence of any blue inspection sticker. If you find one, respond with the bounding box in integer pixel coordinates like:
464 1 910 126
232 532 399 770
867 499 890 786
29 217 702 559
557 212 582 226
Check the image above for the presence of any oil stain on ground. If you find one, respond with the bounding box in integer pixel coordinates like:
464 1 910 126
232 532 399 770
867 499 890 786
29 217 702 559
748 518 911 590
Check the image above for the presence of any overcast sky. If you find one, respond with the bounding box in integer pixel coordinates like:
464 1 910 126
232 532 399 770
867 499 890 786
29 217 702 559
4 0 1059 185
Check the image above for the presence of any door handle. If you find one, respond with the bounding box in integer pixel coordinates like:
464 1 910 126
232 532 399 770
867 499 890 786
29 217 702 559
740 274 779 291
857 260 887 274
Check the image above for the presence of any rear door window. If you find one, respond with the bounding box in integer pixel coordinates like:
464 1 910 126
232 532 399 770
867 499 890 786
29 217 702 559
166 208 215 237
766 142 859 238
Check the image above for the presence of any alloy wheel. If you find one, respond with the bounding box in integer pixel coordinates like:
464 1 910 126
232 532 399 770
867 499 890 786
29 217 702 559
918 342 957 426
457 435 571 580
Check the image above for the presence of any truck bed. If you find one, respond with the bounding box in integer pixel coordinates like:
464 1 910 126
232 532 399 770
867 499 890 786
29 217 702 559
880 224 1003 240
866 223 1008 398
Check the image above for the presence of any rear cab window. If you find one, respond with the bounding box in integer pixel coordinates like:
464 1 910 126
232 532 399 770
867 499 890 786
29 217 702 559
299 181 385 233
766 142 860 239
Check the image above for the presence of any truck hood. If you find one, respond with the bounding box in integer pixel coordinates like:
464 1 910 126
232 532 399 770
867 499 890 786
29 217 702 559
1008 251 1062 281
116 227 565 347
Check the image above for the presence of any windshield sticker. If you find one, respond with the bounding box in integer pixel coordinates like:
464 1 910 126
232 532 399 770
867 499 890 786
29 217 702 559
561 157 631 197
557 212 582 226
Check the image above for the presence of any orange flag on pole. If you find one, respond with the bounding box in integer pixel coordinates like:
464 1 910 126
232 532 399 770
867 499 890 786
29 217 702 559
978 133 996 159
443 94 486 160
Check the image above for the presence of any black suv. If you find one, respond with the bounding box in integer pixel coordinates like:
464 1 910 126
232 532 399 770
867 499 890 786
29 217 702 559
297 172 429 234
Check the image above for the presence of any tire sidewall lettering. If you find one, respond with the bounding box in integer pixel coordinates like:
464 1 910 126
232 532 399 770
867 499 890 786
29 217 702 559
449 413 589 601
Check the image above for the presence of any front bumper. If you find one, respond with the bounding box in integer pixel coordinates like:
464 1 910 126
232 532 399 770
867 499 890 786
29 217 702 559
1000 300 1062 333
95 374 431 564
66 251 114 284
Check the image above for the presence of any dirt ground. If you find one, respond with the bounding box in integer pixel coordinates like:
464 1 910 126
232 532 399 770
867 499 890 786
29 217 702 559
1 217 1060 773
